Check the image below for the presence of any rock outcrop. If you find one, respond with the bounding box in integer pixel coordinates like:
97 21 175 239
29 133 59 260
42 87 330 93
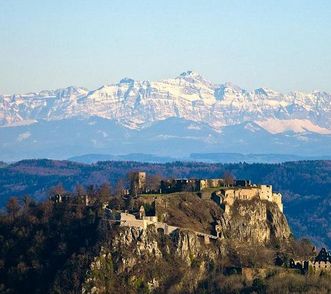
83 225 222 293
83 196 292 293
218 199 291 244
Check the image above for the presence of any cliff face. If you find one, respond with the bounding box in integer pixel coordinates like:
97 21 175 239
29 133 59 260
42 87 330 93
83 226 222 293
83 196 292 293
155 193 291 246
218 199 291 244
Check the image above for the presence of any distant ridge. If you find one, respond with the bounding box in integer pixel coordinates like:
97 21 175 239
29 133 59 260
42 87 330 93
68 153 177 164
189 153 331 163
68 152 331 164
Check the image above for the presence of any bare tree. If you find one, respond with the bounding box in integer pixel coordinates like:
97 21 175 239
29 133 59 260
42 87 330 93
98 183 111 204
74 184 86 197
22 195 34 209
6 197 21 219
223 171 235 187
114 179 126 196
146 174 162 192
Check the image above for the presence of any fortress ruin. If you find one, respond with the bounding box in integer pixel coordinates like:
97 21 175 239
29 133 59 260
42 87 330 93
105 206 178 235
289 248 331 274
211 184 283 213
130 172 284 213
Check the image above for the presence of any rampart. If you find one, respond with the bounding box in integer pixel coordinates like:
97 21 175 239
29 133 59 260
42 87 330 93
212 185 283 212
106 210 178 235
105 208 217 244
290 259 331 274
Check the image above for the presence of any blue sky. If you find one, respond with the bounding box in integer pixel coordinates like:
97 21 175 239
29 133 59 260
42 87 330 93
0 0 330 93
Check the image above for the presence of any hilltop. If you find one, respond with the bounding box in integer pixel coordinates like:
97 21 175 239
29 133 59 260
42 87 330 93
1 181 328 293
0 159 330 248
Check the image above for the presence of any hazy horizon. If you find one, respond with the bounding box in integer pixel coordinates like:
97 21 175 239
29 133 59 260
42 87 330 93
1 0 331 94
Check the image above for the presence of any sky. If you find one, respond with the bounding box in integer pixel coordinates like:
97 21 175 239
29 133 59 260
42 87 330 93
0 0 331 94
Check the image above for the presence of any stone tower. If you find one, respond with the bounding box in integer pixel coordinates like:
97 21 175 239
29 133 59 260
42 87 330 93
130 171 146 195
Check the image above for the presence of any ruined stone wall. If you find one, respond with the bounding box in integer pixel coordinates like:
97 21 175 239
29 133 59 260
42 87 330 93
199 180 208 190
235 188 260 201
214 186 283 213
272 193 283 212
120 219 145 228
117 212 179 235
258 185 273 201
120 212 137 221
199 179 223 190
292 260 331 274
310 261 331 273
220 188 259 207
143 216 158 222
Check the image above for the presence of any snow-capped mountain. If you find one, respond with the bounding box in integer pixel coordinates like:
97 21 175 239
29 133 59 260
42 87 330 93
1 71 331 133
1 71 331 161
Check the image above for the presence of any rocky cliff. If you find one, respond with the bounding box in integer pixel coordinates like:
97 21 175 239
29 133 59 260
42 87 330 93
82 194 293 293
218 199 291 244
83 226 223 293
155 193 291 246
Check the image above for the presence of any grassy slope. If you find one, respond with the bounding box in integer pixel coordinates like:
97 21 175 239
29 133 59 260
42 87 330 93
139 192 223 233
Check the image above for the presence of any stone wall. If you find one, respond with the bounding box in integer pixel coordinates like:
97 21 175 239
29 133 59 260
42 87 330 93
291 259 331 274
113 212 179 235
199 179 223 190
258 185 273 201
310 261 331 273
272 193 283 212
212 185 283 213
161 178 223 193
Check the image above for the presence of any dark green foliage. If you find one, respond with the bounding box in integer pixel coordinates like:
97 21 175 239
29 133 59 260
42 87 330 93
0 196 100 293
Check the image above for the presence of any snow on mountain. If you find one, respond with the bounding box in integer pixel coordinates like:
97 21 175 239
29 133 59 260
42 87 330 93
255 119 331 135
1 71 331 134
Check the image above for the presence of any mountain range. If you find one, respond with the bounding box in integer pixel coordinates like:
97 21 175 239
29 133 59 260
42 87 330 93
68 152 331 164
1 71 331 161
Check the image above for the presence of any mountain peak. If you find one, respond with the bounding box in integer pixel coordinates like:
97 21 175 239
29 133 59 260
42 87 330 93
1 74 330 137
119 77 135 85
178 70 203 80
254 87 279 96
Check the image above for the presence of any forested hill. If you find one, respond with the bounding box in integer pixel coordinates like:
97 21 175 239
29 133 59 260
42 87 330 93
0 159 330 247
